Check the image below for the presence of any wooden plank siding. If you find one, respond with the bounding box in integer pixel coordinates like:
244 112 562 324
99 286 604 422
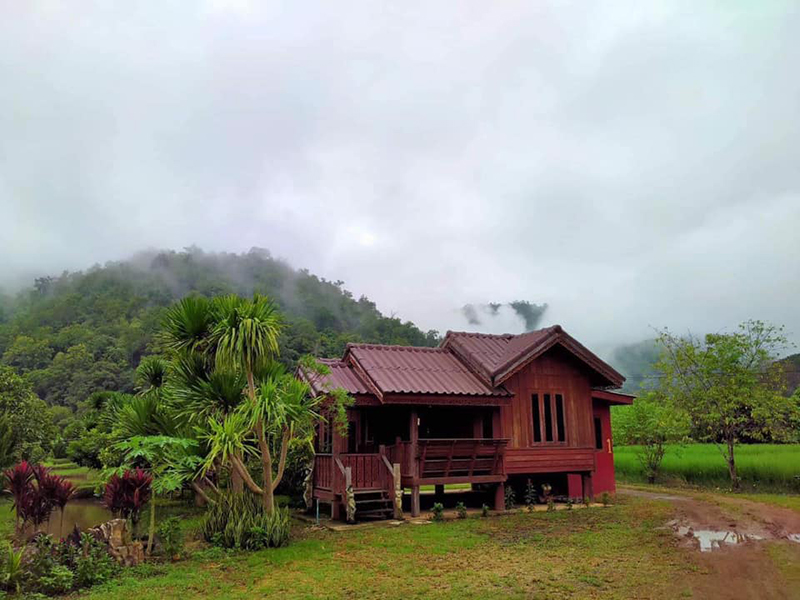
505 447 595 474
499 346 596 474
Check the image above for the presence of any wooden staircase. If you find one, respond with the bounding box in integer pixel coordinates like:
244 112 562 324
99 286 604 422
353 488 394 520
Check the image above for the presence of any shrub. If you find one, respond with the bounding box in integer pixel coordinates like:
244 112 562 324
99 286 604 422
503 486 516 510
36 564 74 595
0 543 24 594
583 496 590 508
2 462 74 534
202 493 290 550
601 492 612 507
481 504 489 518
24 535 74 595
157 517 184 559
73 534 117 588
431 503 444 522
455 502 467 519
546 499 555 512
103 469 152 526
565 498 573 510
524 479 537 508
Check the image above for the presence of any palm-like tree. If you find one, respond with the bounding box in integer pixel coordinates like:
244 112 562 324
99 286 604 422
206 294 285 510
209 294 282 394
160 296 215 355
204 365 319 511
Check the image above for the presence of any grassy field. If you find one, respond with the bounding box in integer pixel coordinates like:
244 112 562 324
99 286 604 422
44 458 102 497
614 443 800 492
0 499 13 541
74 497 697 600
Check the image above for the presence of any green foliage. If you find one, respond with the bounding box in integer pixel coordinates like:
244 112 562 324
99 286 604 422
35 564 74 595
546 499 555 512
0 542 24 593
24 536 74 594
201 493 290 549
209 294 282 375
481 504 489 518
455 502 467 519
431 502 444 522
157 517 184 559
583 496 590 508
601 492 611 506
0 247 439 416
0 366 54 467
565 498 573 510
613 390 690 483
73 533 117 588
503 486 516 510
524 479 536 508
656 320 800 488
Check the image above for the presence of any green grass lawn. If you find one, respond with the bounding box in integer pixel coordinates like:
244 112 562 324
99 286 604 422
0 499 13 541
43 459 102 496
614 443 800 492
74 496 698 600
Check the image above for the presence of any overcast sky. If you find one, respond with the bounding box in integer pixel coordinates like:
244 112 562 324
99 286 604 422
1 1 799 349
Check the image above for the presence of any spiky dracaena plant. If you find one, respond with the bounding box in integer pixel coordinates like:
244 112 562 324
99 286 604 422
103 469 152 526
2 462 74 536
136 356 169 397
160 296 215 355
3 461 33 535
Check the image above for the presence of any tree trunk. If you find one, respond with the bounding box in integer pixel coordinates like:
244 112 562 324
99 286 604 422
247 369 275 512
258 422 275 512
726 437 739 490
230 452 244 493
146 498 156 556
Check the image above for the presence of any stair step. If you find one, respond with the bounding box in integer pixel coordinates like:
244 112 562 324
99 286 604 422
353 488 385 494
357 509 394 517
355 498 392 506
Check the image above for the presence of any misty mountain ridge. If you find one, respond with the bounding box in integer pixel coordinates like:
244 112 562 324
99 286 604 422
0 247 438 408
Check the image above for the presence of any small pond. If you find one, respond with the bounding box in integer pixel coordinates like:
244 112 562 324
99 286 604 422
44 499 113 538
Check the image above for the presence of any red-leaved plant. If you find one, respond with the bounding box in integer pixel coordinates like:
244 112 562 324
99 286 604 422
2 461 75 537
103 469 152 526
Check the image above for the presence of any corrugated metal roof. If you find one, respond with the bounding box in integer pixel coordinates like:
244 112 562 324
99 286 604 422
443 325 624 387
303 358 371 396
345 344 509 396
443 327 557 379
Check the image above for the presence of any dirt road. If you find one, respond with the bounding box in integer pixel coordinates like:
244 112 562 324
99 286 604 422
619 487 800 599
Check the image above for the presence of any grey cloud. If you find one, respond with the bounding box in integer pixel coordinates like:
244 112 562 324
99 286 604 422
1 1 799 349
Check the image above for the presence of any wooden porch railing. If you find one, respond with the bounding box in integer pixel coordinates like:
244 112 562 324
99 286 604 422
314 438 508 501
314 454 333 490
387 438 508 483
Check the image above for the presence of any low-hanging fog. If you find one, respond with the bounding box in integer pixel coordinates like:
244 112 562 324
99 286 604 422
1 2 799 350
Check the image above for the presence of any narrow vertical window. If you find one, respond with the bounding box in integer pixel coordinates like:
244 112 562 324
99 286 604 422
555 394 565 442
594 417 603 450
543 394 553 442
532 394 541 442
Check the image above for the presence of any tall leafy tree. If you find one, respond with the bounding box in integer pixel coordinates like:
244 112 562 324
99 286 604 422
656 320 800 489
613 390 690 483
0 366 54 465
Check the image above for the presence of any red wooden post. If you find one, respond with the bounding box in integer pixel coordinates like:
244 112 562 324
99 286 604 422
410 408 420 517
494 482 505 511
582 472 594 502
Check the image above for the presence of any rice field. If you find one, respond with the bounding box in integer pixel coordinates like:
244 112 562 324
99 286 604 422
614 443 800 492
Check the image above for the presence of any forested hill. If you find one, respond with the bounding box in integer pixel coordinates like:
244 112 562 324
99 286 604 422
0 247 439 408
